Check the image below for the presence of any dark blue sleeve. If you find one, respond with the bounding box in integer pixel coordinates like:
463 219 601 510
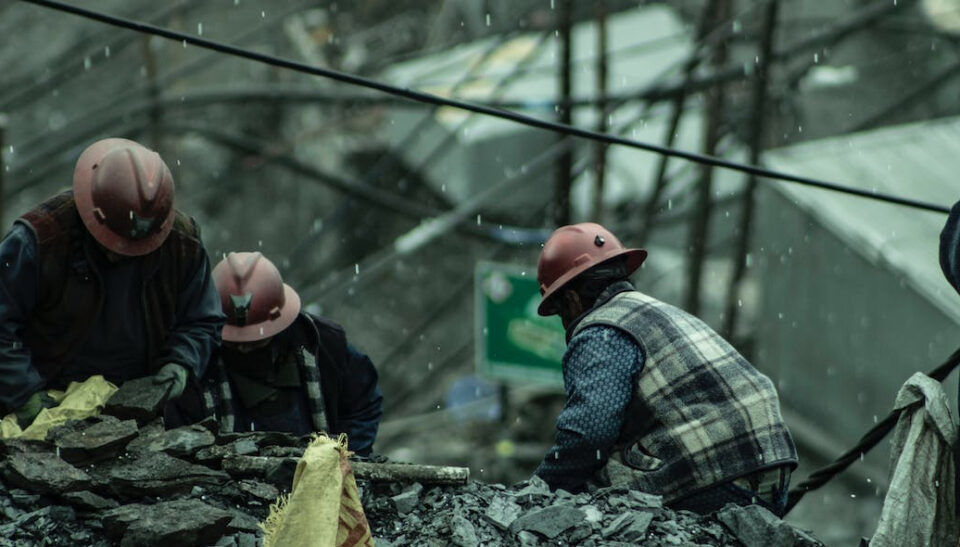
0 224 47 411
337 343 383 456
535 325 644 493
157 241 226 380
940 199 960 295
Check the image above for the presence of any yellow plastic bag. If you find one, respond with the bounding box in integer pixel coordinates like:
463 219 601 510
262 434 374 547
0 375 118 440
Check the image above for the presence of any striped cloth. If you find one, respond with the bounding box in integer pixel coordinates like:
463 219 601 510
574 287 798 503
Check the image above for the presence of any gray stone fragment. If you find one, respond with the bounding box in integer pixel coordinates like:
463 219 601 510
61 491 120 511
102 499 234 547
103 376 170 423
628 488 664 508
716 504 796 547
259 444 303 458
219 430 303 448
450 514 478 547
51 417 139 464
226 511 262 534
582 504 603 523
124 420 166 453
9 489 40 507
392 483 423 515
568 522 593 544
511 476 552 506
512 476 550 496
0 506 77 539
3 451 92 494
483 495 522 530
603 513 633 538
618 512 654 542
99 451 230 498
235 479 280 501
509 504 585 539
236 533 259 547
517 530 540 546
130 423 216 458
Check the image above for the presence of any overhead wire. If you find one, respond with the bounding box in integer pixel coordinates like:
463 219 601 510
16 0 948 214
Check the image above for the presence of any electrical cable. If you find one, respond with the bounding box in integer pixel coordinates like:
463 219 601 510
783 344 960 514
17 0 948 214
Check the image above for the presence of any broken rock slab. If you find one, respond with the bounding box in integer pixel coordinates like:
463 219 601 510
125 423 216 458
509 503 586 539
717 504 825 547
103 376 171 423
96 450 230 498
49 416 139 464
61 490 120 512
2 450 92 494
102 499 234 547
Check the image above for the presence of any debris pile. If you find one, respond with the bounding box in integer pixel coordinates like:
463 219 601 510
362 478 825 547
0 379 825 546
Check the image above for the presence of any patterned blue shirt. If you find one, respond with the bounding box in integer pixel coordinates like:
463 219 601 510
535 324 645 492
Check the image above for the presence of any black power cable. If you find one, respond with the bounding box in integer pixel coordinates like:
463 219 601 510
16 0 950 215
783 344 960 514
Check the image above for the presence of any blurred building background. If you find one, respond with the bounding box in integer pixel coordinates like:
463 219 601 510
3 0 960 543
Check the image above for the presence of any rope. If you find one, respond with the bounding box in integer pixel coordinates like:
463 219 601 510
16 0 950 215
783 344 960 514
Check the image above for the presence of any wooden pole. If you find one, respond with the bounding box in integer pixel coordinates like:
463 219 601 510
591 0 608 222
723 0 780 340
685 0 730 316
554 0 574 226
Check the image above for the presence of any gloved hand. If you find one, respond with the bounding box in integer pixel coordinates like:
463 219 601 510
14 391 57 429
152 362 189 400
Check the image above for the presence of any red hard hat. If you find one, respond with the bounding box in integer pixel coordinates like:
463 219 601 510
536 222 646 316
73 138 175 256
213 252 302 343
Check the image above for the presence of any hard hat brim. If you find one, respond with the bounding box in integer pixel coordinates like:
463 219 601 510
221 283 302 343
537 247 646 316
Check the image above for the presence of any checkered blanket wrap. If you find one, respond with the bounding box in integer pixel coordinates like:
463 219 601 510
574 291 797 502
209 347 330 434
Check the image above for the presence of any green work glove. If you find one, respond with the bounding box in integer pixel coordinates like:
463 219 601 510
153 363 189 400
14 391 57 429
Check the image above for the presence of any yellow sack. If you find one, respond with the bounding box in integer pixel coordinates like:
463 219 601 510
262 434 374 547
0 375 118 441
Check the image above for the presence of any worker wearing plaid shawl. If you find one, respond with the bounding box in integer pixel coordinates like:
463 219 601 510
534 223 797 515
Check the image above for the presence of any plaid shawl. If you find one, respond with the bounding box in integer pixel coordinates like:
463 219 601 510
574 289 797 502
206 346 330 434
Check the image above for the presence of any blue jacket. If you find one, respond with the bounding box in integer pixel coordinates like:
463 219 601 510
0 196 224 412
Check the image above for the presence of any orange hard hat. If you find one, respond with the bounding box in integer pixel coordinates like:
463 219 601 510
213 252 301 343
536 222 646 316
73 138 175 256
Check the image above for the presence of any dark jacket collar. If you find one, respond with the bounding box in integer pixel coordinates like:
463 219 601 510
564 280 635 342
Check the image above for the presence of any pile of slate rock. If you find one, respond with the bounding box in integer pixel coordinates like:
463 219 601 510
0 377 825 546
362 478 824 547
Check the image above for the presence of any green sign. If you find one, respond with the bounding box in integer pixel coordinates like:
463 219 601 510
475 261 566 387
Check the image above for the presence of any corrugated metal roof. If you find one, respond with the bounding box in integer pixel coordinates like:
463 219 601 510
762 115 960 324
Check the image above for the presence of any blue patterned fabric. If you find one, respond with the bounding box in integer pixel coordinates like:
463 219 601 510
535 325 644 492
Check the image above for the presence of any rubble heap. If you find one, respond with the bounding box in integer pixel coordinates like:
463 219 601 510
362 478 824 547
0 379 825 546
